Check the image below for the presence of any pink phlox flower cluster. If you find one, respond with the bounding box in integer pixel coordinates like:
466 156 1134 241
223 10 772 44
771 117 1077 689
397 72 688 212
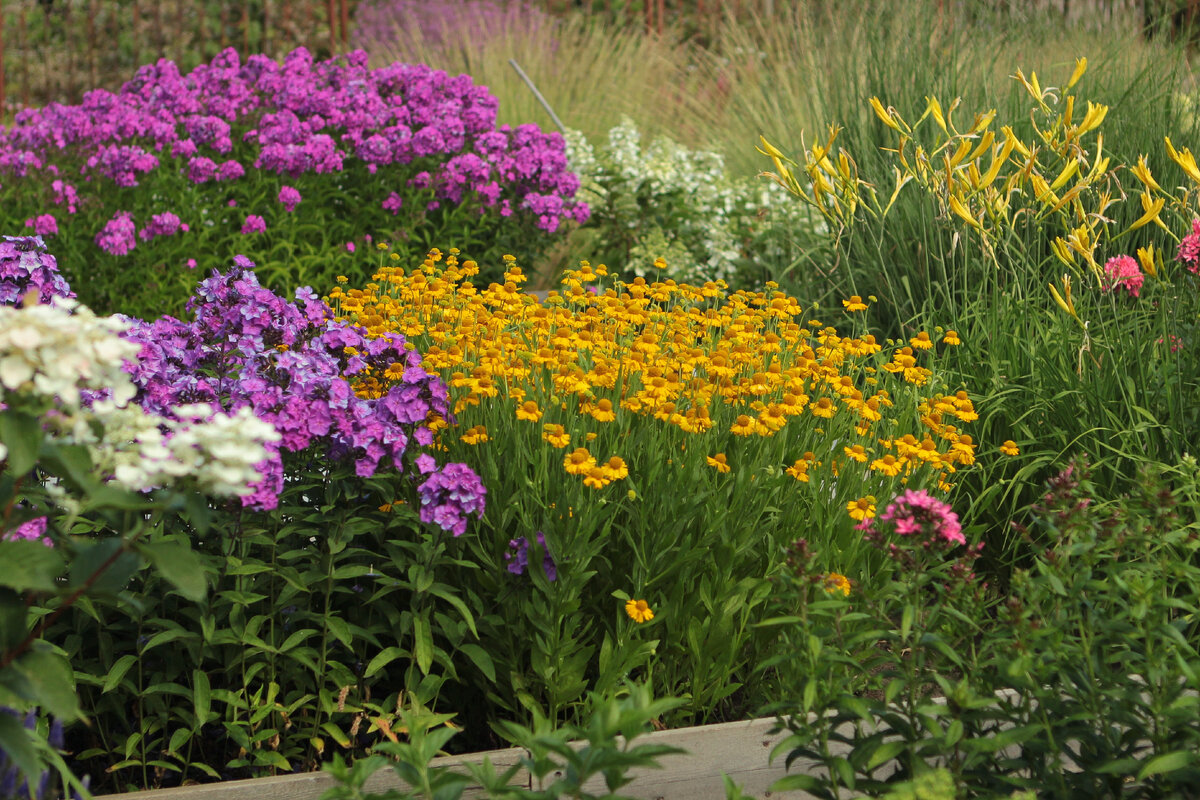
95 211 137 255
241 215 267 235
1178 219 1200 273
859 488 965 546
2 516 52 547
25 214 57 236
50 180 78 213
138 212 184 242
0 235 74 304
1102 255 1144 298
278 185 302 212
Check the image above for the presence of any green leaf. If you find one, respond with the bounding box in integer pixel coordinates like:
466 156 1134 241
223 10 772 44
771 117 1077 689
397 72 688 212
413 615 433 675
364 646 410 678
138 540 207 601
0 541 63 592
458 643 496 682
10 648 80 719
0 411 42 476
193 669 212 727
1137 750 1194 780
0 588 27 650
69 537 139 596
866 739 908 770
102 655 138 693
0 711 41 784
325 616 353 648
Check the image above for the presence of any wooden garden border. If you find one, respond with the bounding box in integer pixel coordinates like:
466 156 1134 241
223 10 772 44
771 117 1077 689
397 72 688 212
97 716 812 800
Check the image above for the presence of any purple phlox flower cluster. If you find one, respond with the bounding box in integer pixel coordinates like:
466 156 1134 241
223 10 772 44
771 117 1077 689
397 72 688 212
1178 218 1200 273
83 143 159 187
0 45 585 230
0 235 74 305
416 461 486 536
2 516 52 547
1103 255 1144 298
382 191 403 215
505 531 557 580
24 213 57 236
278 184 302 212
138 211 185 242
95 211 137 255
241 215 267 235
120 260 463 512
50 179 79 213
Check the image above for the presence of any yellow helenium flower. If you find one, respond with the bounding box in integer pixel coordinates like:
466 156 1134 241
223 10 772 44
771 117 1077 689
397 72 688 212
600 456 629 481
564 447 597 475
910 331 934 350
730 414 756 436
516 400 542 422
810 397 836 419
842 295 868 312
625 598 654 623
542 423 570 449
786 459 810 482
870 454 904 477
1000 440 1020 456
823 573 851 597
843 444 869 463
588 397 616 422
942 330 961 346
706 453 731 473
460 425 489 445
583 466 611 489
847 496 877 521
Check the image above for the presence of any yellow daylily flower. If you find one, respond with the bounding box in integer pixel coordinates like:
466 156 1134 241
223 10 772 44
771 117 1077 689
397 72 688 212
869 97 902 131
1137 245 1159 278
1127 191 1167 232
1131 155 1162 192
1049 159 1080 192
1165 136 1200 185
925 96 948 133
1075 102 1108 136
1051 237 1075 267
948 194 984 231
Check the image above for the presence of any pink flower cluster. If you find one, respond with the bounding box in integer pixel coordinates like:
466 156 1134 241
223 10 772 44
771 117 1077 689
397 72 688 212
1178 218 1200 273
1102 255 1144 298
2 516 52 547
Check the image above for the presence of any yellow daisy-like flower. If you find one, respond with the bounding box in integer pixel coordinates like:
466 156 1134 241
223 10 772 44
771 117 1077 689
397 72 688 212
583 465 611 489
842 295 868 312
601 456 629 481
786 459 810 482
588 397 616 422
706 453 731 473
730 414 757 436
843 443 869 463
910 331 934 350
542 423 570 449
823 573 851 597
460 424 489 445
1000 440 1020 457
516 400 543 422
625 598 654 623
870 454 903 477
564 447 597 475
810 397 836 419
847 496 877 521
942 330 961 346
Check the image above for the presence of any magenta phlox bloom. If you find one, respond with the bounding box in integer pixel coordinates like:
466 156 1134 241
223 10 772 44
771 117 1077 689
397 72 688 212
3 516 52 547
1178 219 1200 273
94 211 137 255
24 214 57 237
417 462 486 536
1102 255 1144 298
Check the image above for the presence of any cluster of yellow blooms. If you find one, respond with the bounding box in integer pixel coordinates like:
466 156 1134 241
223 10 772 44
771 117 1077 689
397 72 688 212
330 247 991 510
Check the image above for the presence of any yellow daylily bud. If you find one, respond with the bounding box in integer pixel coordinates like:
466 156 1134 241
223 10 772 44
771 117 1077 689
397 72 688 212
1137 245 1159 278
1014 69 1051 112
1165 136 1200 185
966 129 996 164
970 109 997 135
1029 172 1059 206
1067 57 1088 90
1002 126 1031 159
837 151 853 182
882 167 914 216
926 96 948 134
1131 155 1163 192
1076 102 1108 136
1052 237 1075 267
947 139 972 169
757 136 790 161
967 160 983 189
1048 182 1086 215
1049 282 1076 318
948 194 984 231
869 97 902 131
1049 158 1081 191
1127 191 1167 232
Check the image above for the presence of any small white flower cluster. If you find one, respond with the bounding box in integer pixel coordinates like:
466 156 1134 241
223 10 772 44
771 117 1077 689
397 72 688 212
0 297 280 498
565 119 824 285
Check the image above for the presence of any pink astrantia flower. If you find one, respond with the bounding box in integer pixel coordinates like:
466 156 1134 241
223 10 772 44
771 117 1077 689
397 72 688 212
1103 255 1144 298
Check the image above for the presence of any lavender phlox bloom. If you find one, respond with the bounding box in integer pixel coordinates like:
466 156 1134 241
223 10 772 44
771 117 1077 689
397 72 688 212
505 531 557 580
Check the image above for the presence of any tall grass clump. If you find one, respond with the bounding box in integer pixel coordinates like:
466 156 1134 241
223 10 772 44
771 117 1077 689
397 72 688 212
350 0 704 147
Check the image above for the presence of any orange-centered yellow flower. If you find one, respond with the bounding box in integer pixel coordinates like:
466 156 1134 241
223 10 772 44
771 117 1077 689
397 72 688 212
706 453 731 473
564 447 597 475
843 295 868 312
1000 440 1020 456
823 573 851 596
625 598 654 623
542 423 570 448
516 400 542 422
847 496 877 521
601 456 629 481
